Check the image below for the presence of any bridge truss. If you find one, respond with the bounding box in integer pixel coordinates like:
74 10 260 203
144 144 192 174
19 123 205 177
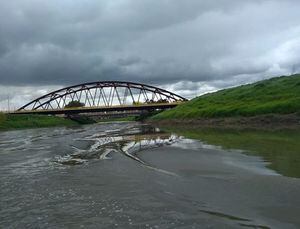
18 81 187 112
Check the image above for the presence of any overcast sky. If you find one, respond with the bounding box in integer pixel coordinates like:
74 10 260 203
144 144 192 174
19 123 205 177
1 0 300 110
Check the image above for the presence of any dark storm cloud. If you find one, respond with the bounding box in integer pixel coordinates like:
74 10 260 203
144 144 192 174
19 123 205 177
0 0 300 90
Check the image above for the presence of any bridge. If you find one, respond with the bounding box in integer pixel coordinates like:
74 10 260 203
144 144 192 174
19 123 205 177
13 81 187 115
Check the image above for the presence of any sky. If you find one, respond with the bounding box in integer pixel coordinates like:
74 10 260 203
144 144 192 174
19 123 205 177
1 0 300 110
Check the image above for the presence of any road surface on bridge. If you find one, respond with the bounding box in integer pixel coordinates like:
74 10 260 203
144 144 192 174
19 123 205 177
11 102 182 115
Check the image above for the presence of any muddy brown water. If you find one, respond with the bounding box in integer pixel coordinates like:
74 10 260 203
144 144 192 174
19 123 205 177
0 122 300 228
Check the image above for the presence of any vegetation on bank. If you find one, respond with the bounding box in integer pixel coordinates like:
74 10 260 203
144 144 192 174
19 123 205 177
0 114 78 130
152 74 300 120
0 113 139 131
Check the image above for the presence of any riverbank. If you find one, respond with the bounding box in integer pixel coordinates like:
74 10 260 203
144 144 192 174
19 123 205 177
148 113 300 130
0 114 78 131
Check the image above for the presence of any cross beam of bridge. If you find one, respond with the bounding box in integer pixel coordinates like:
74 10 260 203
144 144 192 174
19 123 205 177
12 102 181 115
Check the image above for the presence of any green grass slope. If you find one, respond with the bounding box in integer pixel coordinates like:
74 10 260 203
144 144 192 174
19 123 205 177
152 74 300 120
0 114 77 130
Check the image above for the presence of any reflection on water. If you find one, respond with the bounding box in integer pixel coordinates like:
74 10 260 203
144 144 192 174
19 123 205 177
54 125 179 167
163 127 300 178
54 126 181 176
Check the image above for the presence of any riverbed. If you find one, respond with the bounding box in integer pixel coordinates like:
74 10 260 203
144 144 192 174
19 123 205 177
0 122 300 228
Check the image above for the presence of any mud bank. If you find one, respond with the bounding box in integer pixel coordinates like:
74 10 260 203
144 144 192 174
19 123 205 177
148 113 300 130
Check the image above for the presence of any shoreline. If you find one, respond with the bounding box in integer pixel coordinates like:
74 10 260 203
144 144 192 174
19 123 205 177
1 113 300 131
147 113 300 130
0 114 78 131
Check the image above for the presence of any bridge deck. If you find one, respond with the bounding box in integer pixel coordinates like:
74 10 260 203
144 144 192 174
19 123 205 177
11 102 182 115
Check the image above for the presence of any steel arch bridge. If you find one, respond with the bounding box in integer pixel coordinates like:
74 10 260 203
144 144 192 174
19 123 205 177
15 81 187 115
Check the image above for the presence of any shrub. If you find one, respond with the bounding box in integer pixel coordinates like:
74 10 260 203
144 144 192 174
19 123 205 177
65 100 85 108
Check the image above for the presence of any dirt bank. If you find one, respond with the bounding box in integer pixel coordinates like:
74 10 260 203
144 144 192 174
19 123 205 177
148 113 300 130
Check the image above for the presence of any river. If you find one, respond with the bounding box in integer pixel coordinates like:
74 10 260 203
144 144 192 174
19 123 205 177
0 122 300 228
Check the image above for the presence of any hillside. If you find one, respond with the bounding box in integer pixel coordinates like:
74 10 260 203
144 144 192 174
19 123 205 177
152 74 300 120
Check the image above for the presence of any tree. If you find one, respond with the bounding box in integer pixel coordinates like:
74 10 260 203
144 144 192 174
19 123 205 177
65 100 85 108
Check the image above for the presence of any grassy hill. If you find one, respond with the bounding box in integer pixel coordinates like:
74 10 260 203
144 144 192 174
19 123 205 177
152 74 300 120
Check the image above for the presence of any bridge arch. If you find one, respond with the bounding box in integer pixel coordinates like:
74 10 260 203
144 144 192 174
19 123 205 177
18 81 187 111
